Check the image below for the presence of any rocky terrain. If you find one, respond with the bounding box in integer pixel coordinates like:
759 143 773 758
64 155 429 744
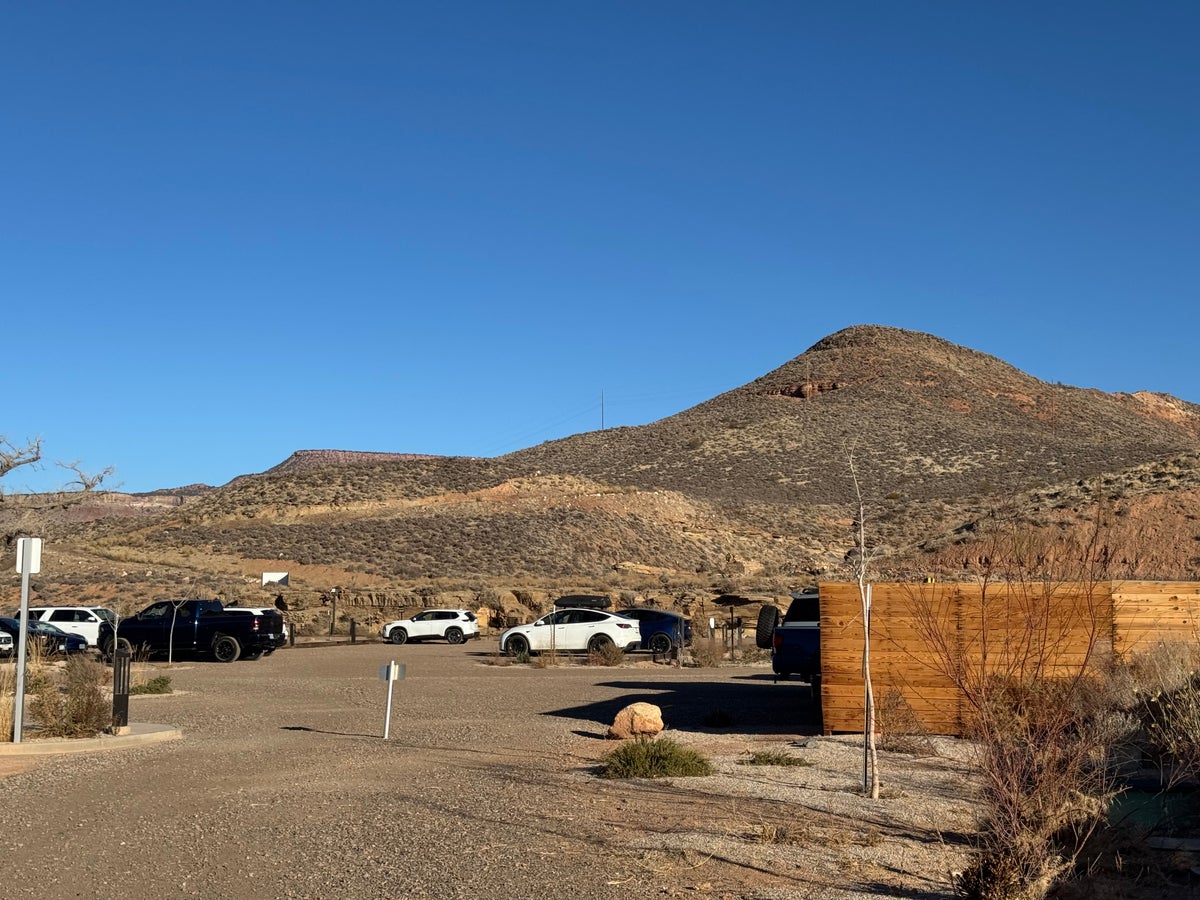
4 324 1200 625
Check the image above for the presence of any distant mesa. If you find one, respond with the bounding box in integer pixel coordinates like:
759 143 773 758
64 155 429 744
262 450 445 475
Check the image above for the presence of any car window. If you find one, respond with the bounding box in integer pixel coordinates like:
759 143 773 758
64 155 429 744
464 612 476 622
576 611 606 624
139 603 171 619
413 611 434 622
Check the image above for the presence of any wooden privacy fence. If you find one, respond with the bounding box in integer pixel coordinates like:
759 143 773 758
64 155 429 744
818 581 1200 737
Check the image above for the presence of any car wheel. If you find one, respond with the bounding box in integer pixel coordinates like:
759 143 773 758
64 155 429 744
506 634 529 657
647 632 673 654
588 634 614 654
213 634 241 663
755 605 781 649
389 628 408 645
444 627 464 644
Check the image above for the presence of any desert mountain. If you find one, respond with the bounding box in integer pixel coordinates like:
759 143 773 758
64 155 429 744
8 325 1200 615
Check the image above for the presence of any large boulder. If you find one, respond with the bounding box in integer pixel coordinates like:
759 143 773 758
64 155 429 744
607 702 664 739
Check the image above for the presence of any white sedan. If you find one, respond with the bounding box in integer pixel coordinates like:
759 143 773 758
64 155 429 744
498 608 640 656
381 609 479 645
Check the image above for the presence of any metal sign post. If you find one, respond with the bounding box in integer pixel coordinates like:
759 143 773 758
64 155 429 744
379 660 406 739
12 537 43 743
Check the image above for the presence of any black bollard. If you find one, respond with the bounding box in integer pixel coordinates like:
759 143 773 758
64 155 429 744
112 647 131 730
350 618 357 644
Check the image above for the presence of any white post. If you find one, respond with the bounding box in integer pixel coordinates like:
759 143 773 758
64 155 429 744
383 661 396 740
13 538 42 744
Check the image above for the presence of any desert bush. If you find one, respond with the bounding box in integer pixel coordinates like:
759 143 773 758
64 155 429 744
1126 643 1200 787
739 749 810 767
599 737 714 779
876 688 937 756
0 664 13 742
130 675 172 695
587 643 625 667
29 655 110 738
690 640 725 668
906 517 1134 900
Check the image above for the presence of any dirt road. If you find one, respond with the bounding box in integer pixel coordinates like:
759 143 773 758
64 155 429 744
0 643 966 899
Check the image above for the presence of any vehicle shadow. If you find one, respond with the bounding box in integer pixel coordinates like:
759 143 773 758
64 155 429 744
544 678 822 736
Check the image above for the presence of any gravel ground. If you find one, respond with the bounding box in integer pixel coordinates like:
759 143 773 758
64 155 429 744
1 643 975 899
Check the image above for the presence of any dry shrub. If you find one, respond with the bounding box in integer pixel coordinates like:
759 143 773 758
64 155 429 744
29 655 110 738
0 664 13 742
587 643 625 667
1125 641 1200 788
876 688 936 756
690 639 725 668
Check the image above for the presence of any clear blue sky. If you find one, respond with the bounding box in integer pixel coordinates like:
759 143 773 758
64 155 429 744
3 2 1197 494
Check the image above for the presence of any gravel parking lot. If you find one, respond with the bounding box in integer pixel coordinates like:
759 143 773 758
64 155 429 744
0 642 973 899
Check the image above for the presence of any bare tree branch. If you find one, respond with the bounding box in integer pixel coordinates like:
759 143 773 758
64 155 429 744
0 436 43 484
57 461 115 493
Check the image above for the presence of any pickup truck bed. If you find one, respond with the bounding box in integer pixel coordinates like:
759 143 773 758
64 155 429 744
756 590 820 682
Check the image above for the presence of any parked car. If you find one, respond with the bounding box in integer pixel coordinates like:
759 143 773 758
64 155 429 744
26 606 116 648
617 608 693 653
0 629 12 657
381 609 479 645
0 617 90 656
498 608 640 657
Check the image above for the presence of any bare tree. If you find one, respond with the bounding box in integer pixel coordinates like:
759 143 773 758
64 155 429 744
846 448 883 799
0 435 113 544
903 508 1123 899
0 437 43 487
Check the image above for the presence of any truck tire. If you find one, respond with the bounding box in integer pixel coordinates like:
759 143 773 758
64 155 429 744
213 634 241 663
755 605 780 649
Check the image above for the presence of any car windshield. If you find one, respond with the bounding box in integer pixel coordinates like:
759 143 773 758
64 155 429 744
92 608 117 624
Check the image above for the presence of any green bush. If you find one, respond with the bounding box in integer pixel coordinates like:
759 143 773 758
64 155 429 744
739 749 811 767
599 737 714 779
130 675 172 695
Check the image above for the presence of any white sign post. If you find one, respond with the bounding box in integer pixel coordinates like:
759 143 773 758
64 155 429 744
12 537 43 743
379 660 406 739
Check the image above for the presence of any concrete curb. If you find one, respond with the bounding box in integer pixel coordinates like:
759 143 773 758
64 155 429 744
0 723 182 756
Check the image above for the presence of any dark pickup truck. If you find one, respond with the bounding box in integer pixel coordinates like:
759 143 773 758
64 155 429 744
756 590 820 683
99 599 287 662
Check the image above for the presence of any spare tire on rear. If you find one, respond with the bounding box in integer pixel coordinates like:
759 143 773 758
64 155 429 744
755 605 780 649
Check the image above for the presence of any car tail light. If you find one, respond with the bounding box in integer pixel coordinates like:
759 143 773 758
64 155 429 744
616 623 632 629
251 617 260 632
773 633 782 650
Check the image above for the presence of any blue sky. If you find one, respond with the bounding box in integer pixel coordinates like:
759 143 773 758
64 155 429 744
3 2 1197 494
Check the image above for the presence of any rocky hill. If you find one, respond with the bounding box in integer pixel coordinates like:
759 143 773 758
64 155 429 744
7 325 1200 622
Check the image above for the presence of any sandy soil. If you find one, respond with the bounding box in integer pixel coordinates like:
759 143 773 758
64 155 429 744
0 643 976 899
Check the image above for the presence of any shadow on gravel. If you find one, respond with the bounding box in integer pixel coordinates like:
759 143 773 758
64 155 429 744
544 678 823 735
280 725 378 738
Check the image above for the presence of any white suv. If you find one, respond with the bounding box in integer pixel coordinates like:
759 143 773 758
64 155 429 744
26 607 116 648
381 609 479 645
